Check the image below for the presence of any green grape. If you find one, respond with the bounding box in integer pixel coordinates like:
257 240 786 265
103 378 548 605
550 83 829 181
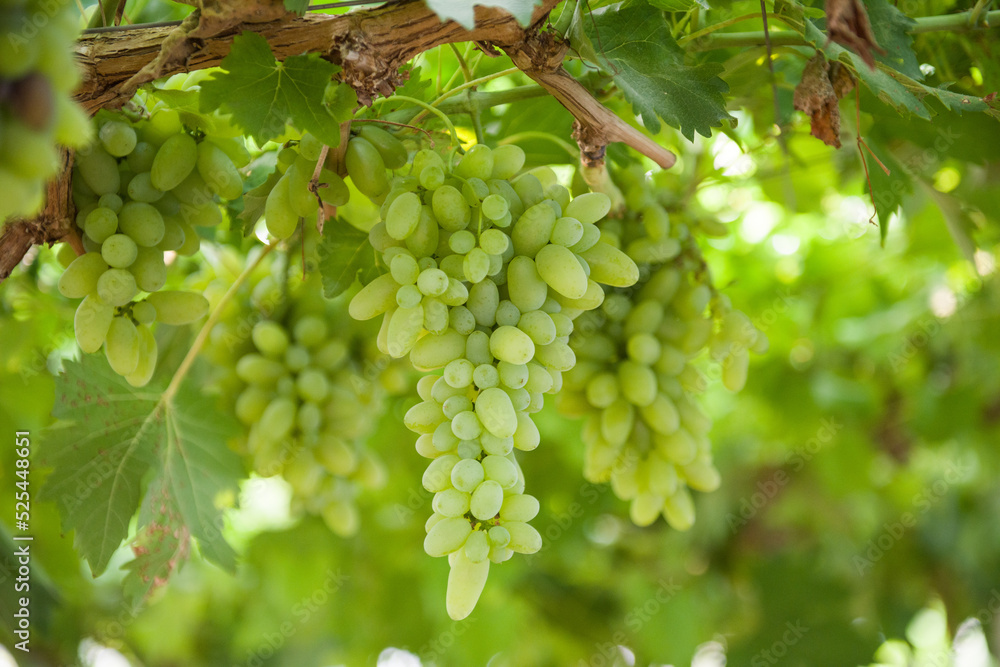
125 324 157 387
101 234 138 269
345 136 389 199
196 140 242 200
151 132 198 191
490 144 525 180
258 397 296 441
534 244 588 300
349 274 401 321
96 268 138 307
358 125 407 170
482 455 518 489
425 517 472 558
132 300 157 325
264 175 298 239
75 147 120 196
129 247 167 292
58 252 108 298
146 291 209 325
286 159 319 218
252 321 289 358
318 169 350 206
564 192 611 225
125 172 164 203
446 549 490 621
551 217 584 247
475 387 518 438
469 480 504 520
511 202 557 258
98 121 137 157
74 294 114 354
385 191 421 240
126 142 157 173
118 202 165 247
499 494 540 522
431 185 470 231
104 316 140 376
84 207 119 244
455 144 494 181
504 521 542 554
236 354 285 385
387 305 424 358
97 193 124 213
580 242 640 288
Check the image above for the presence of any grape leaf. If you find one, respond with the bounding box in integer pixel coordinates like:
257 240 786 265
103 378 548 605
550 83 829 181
863 0 921 81
588 2 733 140
863 137 907 245
200 32 342 148
319 216 378 299
283 0 308 16
122 482 188 604
39 355 242 578
424 0 542 29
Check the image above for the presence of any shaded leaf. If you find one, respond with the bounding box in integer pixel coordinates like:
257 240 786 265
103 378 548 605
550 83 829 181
283 0 308 15
122 482 189 604
589 2 733 140
319 216 378 299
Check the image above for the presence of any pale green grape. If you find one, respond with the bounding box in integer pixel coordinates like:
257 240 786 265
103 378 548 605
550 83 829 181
58 252 108 298
105 316 140 376
424 516 472 558
129 247 167 292
455 144 493 181
132 300 157 325
84 207 118 244
475 387 517 439
385 191 421 240
196 140 242 200
252 321 289 358
96 268 138 307
469 480 504 520
489 325 534 365
564 192 611 225
125 172 164 203
75 147 120 196
504 521 542 554
258 397 296 441
580 242 640 288
345 136 389 199
118 202 165 247
151 132 198 191
125 324 157 387
146 291 209 325
431 185 470 231
482 455 517 489
101 234 138 269
490 144 525 180
535 244 588 300
499 493 539 522
511 202 557 258
450 458 485 493
264 175 298 239
74 294 114 354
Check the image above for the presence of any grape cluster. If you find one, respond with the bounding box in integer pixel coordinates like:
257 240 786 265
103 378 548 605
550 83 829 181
58 109 248 384
557 184 766 530
212 271 393 538
0 0 91 223
346 142 640 619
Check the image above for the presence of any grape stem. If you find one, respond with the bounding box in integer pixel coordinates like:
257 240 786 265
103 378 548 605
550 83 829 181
161 240 280 405
375 95 463 149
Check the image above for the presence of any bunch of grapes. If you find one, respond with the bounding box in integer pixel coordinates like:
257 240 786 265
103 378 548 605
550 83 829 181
209 268 395 538
557 178 767 530
57 108 249 384
0 0 91 223
345 141 640 619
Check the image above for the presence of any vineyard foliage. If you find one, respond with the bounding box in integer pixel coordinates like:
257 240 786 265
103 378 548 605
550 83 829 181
1 0 1000 665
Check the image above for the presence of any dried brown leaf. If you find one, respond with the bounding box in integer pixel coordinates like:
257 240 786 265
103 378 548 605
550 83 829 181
825 0 886 69
794 54 842 148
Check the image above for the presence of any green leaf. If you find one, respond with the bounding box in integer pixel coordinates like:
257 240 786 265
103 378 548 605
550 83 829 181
588 2 733 140
39 356 161 575
200 32 342 147
283 0 308 15
319 216 378 299
39 355 241 579
423 0 542 29
863 0 922 81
